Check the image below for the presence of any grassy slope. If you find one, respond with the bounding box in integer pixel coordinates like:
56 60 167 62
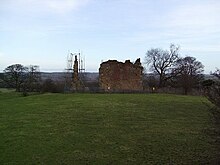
0 93 218 164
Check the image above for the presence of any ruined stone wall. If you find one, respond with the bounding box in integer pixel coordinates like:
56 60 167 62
72 55 84 91
99 58 143 92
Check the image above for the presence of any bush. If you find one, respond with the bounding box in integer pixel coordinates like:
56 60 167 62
206 69 220 108
207 82 220 107
41 79 65 93
41 79 57 93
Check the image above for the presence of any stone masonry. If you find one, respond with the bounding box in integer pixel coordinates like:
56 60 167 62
99 58 143 92
72 55 82 91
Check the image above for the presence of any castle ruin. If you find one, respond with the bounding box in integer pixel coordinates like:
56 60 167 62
99 58 143 92
72 55 83 91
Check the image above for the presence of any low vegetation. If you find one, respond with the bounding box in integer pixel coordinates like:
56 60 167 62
206 69 220 108
0 92 219 164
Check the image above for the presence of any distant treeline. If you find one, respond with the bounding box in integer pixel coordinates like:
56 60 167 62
0 44 219 106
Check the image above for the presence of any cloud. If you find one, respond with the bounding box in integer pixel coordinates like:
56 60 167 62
38 0 90 13
0 52 4 64
2 0 90 14
0 52 9 71
168 1 220 29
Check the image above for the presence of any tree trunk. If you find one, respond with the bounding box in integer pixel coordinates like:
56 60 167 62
159 73 163 88
184 87 188 95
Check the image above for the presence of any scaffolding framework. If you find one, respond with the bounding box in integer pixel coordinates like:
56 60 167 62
64 51 85 92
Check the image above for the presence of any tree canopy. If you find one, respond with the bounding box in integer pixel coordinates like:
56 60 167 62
145 44 180 87
173 56 204 94
3 64 41 92
3 64 28 92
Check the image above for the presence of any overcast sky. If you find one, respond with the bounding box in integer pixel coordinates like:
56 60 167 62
0 0 219 73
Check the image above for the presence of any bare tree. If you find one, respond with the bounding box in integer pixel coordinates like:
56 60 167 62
3 64 41 93
3 64 28 92
145 44 180 87
173 56 204 95
20 65 41 93
26 65 41 92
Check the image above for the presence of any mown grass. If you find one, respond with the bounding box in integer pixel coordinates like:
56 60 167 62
0 92 219 164
0 88 15 93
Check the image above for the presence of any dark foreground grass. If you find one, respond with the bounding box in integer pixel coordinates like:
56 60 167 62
0 92 219 164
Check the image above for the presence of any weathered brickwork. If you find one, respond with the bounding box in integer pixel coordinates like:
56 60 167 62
99 58 143 92
72 55 83 91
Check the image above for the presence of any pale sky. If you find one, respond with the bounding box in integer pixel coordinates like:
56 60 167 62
0 0 220 73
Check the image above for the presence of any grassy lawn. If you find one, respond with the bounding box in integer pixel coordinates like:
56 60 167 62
0 92 219 164
0 88 15 93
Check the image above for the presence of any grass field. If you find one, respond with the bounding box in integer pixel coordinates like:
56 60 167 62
0 92 219 164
